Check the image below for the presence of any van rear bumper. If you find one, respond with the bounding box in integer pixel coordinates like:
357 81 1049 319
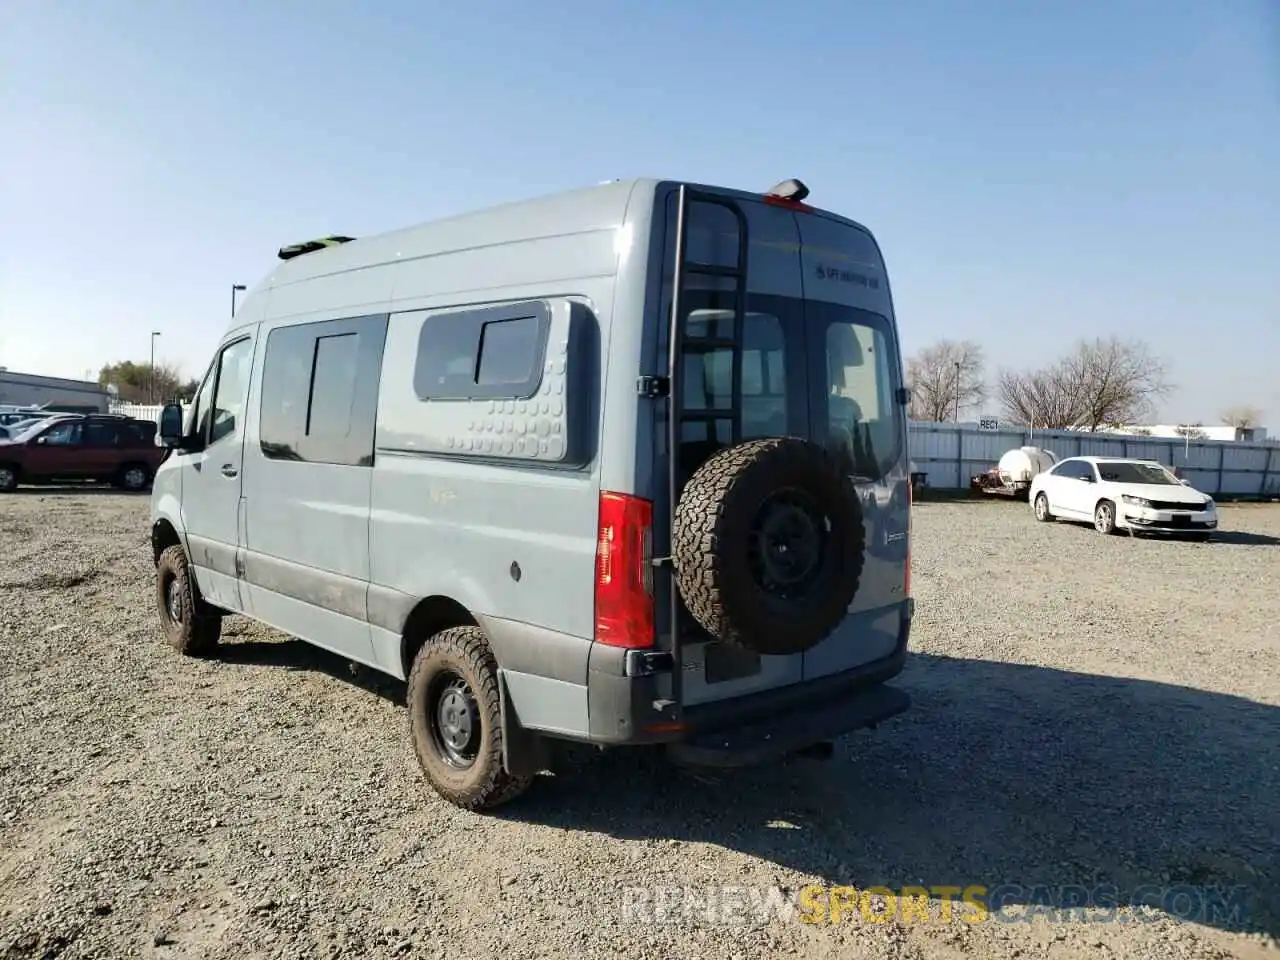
584 602 913 752
667 682 910 767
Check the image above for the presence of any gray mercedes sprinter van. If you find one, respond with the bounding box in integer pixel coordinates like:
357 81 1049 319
149 177 914 811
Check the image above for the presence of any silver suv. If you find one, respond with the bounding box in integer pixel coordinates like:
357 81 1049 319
150 177 915 810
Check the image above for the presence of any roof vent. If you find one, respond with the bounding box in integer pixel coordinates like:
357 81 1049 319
277 235 356 261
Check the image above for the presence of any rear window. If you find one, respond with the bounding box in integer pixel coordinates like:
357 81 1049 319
813 302 904 481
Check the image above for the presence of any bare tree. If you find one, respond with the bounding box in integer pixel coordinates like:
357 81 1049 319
1219 405 1264 429
1174 423 1208 440
905 339 987 422
997 336 1170 431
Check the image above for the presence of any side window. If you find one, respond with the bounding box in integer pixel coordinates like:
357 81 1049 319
413 302 550 400
84 421 118 447
191 364 217 439
208 338 254 446
126 421 155 447
259 314 388 466
40 421 82 446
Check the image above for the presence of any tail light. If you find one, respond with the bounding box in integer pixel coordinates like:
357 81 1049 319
594 492 655 648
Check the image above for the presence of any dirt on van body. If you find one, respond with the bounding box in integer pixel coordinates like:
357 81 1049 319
1 490 1277 959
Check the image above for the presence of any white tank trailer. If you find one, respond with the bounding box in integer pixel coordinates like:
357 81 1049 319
997 446 1057 498
972 446 1058 500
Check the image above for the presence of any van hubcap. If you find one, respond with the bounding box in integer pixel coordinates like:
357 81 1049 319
0 468 13 489
125 468 146 489
166 577 183 624
432 673 480 768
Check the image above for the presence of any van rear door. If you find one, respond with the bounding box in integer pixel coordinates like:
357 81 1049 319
655 187 811 706
793 212 910 679
654 185 909 708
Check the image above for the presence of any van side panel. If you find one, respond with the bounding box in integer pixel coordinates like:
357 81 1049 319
237 296 393 669
369 240 619 736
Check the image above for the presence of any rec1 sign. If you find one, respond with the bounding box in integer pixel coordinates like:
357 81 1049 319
978 418 1000 432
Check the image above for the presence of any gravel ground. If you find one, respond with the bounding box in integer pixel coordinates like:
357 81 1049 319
1 490 1277 960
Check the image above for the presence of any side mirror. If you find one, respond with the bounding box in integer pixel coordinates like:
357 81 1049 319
158 403 185 447
35 436 47 445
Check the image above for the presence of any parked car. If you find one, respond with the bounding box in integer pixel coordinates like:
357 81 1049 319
0 410 54 428
0 416 54 440
1030 456 1217 539
0 414 164 492
150 176 914 811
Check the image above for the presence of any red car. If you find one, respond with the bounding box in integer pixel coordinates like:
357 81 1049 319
0 414 166 493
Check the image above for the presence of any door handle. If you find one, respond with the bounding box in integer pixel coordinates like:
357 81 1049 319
220 464 238 478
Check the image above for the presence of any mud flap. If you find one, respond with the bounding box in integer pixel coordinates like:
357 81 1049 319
497 670 551 777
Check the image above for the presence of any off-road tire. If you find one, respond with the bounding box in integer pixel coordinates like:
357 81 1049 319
155 545 222 655
407 626 534 811
672 437 866 657
1094 499 1118 535
117 462 152 492
1033 493 1053 522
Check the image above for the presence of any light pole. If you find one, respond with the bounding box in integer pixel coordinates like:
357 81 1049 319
231 283 247 318
953 361 961 423
149 331 162 404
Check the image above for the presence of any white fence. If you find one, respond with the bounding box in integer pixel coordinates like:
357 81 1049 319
910 421 1280 497
111 403 186 422
110 403 1280 498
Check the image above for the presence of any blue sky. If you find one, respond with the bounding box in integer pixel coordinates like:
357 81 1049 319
2 0 1276 424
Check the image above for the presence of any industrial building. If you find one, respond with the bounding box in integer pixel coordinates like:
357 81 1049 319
0 368 110 414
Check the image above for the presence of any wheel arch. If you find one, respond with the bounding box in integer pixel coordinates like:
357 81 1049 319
399 595 480 678
151 517 184 566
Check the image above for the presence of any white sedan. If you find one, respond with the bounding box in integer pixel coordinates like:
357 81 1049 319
1029 456 1217 540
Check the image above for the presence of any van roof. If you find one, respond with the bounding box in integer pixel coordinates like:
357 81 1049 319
242 177 877 320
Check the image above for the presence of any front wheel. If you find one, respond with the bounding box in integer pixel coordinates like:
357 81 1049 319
407 626 534 811
156 545 222 655
1094 500 1118 535
1033 493 1053 522
0 464 17 493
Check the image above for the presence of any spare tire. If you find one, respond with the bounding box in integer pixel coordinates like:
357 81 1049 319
672 437 866 657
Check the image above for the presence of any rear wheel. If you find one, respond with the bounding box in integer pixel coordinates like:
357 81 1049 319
407 626 534 811
1033 493 1053 522
0 464 17 493
1094 499 1118 535
117 462 152 492
155 545 222 655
